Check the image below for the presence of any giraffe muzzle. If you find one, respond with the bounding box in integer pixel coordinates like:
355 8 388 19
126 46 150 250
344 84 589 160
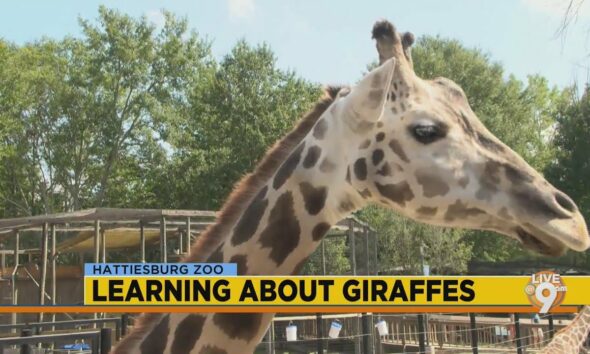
515 226 567 257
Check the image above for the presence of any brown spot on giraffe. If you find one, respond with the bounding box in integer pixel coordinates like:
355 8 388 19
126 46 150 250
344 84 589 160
375 181 414 206
206 244 224 263
259 191 300 266
503 163 534 186
231 186 268 246
299 182 328 215
388 139 409 163
312 222 331 241
354 158 368 181
416 206 438 216
313 119 327 140
229 254 249 275
458 111 476 138
212 313 263 341
372 149 384 165
444 200 486 222
458 176 469 188
377 162 392 176
319 158 337 173
358 188 372 199
477 132 505 153
476 160 502 201
303 145 322 169
375 132 385 142
273 143 305 190
415 169 450 197
140 314 170 354
170 314 206 354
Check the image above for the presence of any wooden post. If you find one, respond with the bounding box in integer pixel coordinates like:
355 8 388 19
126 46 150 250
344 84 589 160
469 313 478 354
179 230 184 256
417 314 427 354
121 313 129 336
185 217 191 256
514 313 523 354
93 220 100 325
348 219 356 276
362 313 374 354
160 216 167 263
20 328 32 354
139 221 145 263
94 220 101 263
38 223 48 323
364 226 370 275
51 224 57 328
100 327 112 354
316 313 324 354
321 240 326 276
11 230 19 333
548 314 554 339
265 327 273 354
100 228 106 263
373 231 378 275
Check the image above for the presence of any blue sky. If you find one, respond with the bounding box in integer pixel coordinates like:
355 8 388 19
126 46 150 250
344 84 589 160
1 0 590 89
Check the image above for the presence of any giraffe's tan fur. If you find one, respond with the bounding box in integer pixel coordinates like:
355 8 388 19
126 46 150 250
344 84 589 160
112 20 590 354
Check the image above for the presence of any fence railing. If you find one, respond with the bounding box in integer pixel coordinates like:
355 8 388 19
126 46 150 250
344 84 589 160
0 317 128 341
0 327 111 354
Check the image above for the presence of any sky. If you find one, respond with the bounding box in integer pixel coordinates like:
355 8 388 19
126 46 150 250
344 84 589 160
1 0 590 89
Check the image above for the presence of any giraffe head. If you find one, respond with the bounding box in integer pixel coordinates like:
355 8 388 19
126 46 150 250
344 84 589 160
326 20 589 257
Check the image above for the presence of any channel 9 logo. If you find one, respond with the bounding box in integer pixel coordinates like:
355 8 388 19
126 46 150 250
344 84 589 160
525 270 567 313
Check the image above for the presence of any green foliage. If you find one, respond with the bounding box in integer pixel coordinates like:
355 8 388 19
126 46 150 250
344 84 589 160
359 205 472 275
0 6 212 216
302 236 351 275
167 40 321 209
544 87 590 268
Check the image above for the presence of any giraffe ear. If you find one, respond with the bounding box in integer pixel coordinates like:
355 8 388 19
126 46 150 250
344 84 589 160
343 57 396 127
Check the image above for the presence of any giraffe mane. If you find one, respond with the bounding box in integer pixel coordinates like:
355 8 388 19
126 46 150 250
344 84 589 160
111 86 343 353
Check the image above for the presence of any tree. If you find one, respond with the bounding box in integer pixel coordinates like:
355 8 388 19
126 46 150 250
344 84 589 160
167 40 321 209
0 7 212 216
545 87 590 268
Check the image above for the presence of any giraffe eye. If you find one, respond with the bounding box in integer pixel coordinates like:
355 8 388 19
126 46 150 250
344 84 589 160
411 123 446 144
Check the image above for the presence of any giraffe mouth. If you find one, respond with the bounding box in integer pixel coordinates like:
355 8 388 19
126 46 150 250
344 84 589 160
515 227 567 257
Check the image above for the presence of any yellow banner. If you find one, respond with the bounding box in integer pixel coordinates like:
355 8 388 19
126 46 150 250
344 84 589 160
84 275 590 310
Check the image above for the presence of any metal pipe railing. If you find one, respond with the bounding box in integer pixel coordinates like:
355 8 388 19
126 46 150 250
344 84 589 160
0 329 106 354
0 317 122 341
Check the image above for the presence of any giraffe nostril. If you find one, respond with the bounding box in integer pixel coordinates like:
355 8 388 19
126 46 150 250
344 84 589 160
555 192 577 213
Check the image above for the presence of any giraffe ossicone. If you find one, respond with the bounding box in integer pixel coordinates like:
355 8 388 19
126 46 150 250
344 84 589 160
112 19 590 354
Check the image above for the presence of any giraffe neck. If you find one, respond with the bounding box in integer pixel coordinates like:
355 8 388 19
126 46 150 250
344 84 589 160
115 115 367 354
158 141 364 353
217 134 366 277
542 306 590 353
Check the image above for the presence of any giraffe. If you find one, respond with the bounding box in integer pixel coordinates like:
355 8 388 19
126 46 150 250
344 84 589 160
541 306 590 354
112 19 590 354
